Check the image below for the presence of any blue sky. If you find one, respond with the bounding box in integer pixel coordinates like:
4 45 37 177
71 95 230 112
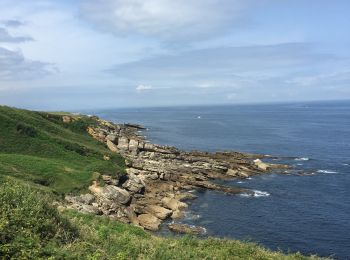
0 0 349 110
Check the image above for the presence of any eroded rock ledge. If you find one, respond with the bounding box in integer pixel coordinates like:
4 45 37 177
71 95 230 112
64 117 288 233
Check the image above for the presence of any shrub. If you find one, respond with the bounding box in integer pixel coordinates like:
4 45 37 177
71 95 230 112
16 123 37 137
0 180 77 259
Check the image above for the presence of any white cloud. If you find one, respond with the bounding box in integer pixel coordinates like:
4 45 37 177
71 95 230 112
196 82 215 88
0 47 56 81
80 0 252 41
136 84 153 92
0 27 32 43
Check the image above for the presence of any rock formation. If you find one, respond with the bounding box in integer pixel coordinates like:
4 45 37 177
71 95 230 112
64 117 289 232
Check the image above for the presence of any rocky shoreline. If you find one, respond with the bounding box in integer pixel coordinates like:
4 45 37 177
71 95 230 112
63 116 289 233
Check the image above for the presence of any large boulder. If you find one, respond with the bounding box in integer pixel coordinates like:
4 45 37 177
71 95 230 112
145 205 172 220
117 137 129 150
128 139 139 152
254 159 269 171
137 214 161 231
89 182 131 205
122 173 145 194
161 197 188 211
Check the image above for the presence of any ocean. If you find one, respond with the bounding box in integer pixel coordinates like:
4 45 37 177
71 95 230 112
89 100 350 259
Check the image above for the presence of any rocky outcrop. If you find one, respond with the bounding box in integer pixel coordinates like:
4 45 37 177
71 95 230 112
168 223 206 235
137 214 161 231
89 181 131 205
63 116 289 232
145 205 172 220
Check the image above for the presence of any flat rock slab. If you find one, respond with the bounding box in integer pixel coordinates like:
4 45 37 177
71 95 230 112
145 205 172 220
168 223 206 235
137 213 161 231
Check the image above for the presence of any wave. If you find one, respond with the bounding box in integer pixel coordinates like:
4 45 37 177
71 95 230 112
317 170 338 174
239 190 270 198
295 157 309 161
237 181 244 184
183 211 201 220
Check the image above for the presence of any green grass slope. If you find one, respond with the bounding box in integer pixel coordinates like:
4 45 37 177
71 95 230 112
0 105 125 194
0 181 325 260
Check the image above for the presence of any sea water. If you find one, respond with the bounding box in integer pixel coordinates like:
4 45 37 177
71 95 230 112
90 100 350 259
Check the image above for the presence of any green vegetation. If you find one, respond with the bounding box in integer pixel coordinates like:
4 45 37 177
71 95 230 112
0 181 324 260
0 105 125 194
0 106 326 259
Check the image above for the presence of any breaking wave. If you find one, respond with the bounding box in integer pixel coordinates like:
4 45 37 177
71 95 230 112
239 190 270 198
317 170 338 174
295 157 309 161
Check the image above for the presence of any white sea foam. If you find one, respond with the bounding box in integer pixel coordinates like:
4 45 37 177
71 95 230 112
342 163 349 166
295 157 309 161
237 181 244 184
239 190 270 198
184 212 201 220
296 163 303 166
247 177 252 180
317 170 338 174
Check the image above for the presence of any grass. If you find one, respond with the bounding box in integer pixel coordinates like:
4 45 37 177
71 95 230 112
0 105 328 259
0 105 125 194
0 180 325 260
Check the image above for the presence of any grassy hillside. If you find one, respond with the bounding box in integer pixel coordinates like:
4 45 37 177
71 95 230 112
0 105 125 194
0 181 324 260
0 106 326 259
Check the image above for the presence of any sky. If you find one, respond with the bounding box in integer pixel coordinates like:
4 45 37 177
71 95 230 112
0 0 349 110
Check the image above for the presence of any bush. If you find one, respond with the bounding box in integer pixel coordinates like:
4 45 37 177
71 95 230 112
16 123 37 137
0 181 77 259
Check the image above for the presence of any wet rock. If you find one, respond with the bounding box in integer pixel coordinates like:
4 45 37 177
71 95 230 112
175 192 198 201
254 159 269 171
137 214 161 231
171 210 184 219
168 223 206 235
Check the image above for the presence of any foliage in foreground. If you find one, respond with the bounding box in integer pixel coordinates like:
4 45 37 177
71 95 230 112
0 181 326 260
0 181 77 259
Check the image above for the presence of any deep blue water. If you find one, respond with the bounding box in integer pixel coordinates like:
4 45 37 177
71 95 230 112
88 101 350 259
